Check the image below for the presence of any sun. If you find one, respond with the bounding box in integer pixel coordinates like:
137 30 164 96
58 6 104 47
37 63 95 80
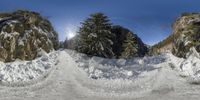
67 29 76 39
65 24 77 40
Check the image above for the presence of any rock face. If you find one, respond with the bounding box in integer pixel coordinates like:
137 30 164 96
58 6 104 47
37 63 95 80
0 10 59 62
172 13 200 58
151 13 200 58
150 35 175 55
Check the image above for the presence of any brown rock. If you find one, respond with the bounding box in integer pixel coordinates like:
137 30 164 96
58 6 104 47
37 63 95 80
0 10 59 62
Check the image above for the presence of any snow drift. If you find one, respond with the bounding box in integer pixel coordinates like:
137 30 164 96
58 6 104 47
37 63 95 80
0 49 58 86
180 47 200 84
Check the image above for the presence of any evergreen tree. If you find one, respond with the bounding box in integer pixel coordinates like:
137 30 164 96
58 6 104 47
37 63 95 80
111 25 131 58
77 13 115 58
59 41 64 48
121 32 138 59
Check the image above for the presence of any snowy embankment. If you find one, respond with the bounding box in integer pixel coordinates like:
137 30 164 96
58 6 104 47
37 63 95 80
68 49 166 80
180 47 200 84
66 48 200 84
64 48 200 99
0 49 58 86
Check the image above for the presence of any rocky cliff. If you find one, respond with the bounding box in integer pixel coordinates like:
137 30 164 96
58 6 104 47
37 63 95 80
0 10 59 62
151 13 200 58
172 13 200 58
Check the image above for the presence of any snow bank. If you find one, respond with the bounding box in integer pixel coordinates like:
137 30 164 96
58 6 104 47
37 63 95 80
67 48 200 85
67 49 168 80
180 47 200 84
65 50 186 98
0 49 58 86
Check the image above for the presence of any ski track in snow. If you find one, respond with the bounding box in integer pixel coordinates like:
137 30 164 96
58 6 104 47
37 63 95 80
0 49 200 100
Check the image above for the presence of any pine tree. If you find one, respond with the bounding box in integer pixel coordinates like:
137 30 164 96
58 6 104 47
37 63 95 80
76 13 115 58
121 32 138 59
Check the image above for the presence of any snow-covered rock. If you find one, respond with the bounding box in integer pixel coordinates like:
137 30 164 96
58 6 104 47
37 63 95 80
0 10 59 62
151 13 200 58
180 47 200 84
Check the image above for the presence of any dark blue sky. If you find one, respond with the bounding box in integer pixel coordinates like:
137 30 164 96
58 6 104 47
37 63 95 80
1 0 200 45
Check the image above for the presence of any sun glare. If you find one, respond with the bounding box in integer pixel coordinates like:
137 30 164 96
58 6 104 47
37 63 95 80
66 24 77 40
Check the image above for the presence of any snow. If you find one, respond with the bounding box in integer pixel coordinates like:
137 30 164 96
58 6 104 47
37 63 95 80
0 49 58 85
68 51 167 80
88 33 97 38
18 39 24 46
127 71 133 76
179 47 200 84
0 31 19 39
1 49 200 99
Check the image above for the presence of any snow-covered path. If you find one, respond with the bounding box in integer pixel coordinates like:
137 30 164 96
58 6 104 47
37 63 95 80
0 51 86 100
0 50 200 100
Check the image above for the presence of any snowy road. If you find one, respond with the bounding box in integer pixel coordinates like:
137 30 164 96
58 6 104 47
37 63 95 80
0 50 200 100
0 51 84 100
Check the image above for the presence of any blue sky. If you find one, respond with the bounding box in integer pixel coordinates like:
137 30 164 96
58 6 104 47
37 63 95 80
1 0 200 45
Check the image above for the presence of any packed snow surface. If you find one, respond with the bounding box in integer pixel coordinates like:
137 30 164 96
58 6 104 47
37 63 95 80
1 48 200 100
